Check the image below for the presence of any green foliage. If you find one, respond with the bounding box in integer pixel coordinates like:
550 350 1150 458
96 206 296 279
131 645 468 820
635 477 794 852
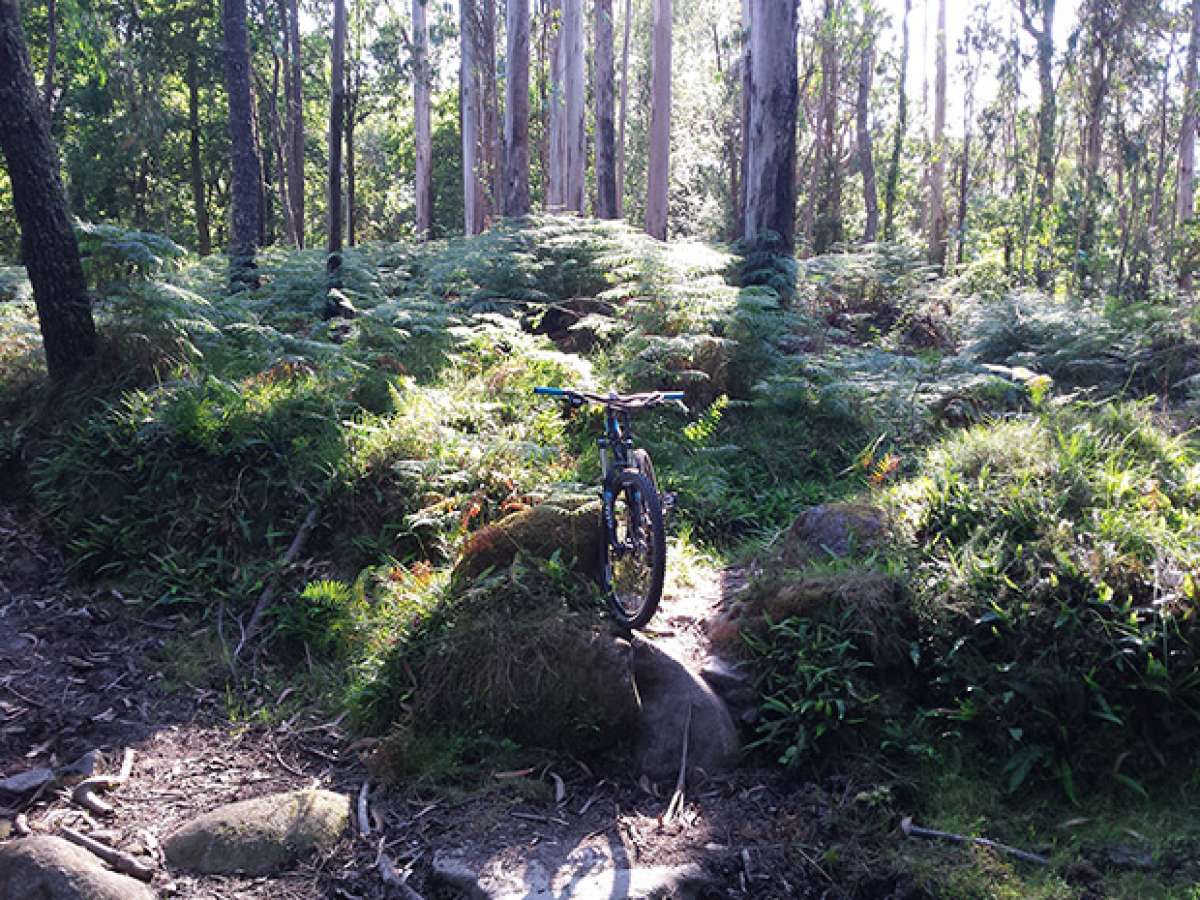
75 221 187 291
744 611 880 766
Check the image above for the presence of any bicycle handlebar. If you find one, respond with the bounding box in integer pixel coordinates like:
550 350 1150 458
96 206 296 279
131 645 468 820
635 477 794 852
534 386 687 411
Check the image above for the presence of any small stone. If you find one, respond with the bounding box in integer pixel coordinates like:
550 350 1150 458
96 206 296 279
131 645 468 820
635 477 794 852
0 766 54 794
0 834 156 900
163 789 349 876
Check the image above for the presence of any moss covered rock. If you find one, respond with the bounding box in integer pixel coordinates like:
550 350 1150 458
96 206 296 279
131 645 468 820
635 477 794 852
163 789 349 875
0 835 156 900
450 501 603 589
777 502 890 569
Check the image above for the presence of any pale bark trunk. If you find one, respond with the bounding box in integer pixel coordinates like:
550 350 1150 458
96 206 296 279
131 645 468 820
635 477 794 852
328 0 346 282
927 0 946 268
645 0 671 239
743 0 798 255
616 0 632 216
856 37 878 243
283 0 304 247
480 0 499 225
882 0 908 241
503 0 531 216
1179 0 1200 289
413 0 432 238
547 0 563 207
461 0 486 233
1149 33 1175 233
737 0 750 236
550 0 585 213
0 0 98 379
1019 0 1057 288
594 0 618 218
222 0 261 287
188 21 212 256
812 0 841 255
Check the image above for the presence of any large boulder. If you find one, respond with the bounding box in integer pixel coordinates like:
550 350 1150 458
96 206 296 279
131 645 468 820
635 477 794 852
777 502 890 569
451 502 603 589
0 835 156 900
632 639 740 783
163 789 349 876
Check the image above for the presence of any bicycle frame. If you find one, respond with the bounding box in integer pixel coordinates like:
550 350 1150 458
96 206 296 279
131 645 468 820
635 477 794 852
598 406 636 555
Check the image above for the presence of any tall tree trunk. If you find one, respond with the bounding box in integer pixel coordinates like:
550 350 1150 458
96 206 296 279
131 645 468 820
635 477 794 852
328 0 346 281
550 0 585 213
1179 0 1200 289
275 0 297 245
346 111 357 245
743 0 798 256
927 0 947 268
1019 0 1057 289
480 0 499 225
882 0 908 241
645 0 671 239
1149 33 1175 234
856 34 878 243
413 0 432 238
277 0 302 247
266 47 295 247
461 0 486 233
188 25 213 256
42 0 55 116
616 0 632 216
222 0 261 287
503 0 531 216
594 0 618 218
812 0 841 255
0 0 97 380
955 112 971 267
737 0 750 236
249 79 269 247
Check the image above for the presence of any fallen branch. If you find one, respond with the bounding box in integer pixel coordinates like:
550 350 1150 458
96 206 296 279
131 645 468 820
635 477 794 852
238 506 320 656
900 816 1049 866
71 749 134 817
59 827 156 882
357 781 371 837
377 849 425 900
662 702 694 825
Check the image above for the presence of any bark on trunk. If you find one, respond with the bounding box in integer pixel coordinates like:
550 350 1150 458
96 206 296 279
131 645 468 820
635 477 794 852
0 0 98 380
927 0 947 268
1179 0 1200 288
188 25 213 256
1019 0 1057 289
480 0 499 224
645 0 671 239
328 0 346 281
549 0 585 213
882 0 908 242
594 0 618 218
266 48 294 248
413 0 432 238
460 0 486 233
222 0 261 287
285 0 304 246
616 0 632 216
743 0 798 256
856 36 878 243
812 0 841 255
503 0 531 216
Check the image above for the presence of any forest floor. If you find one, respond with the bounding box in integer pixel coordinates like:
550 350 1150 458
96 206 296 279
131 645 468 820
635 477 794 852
1 501 917 899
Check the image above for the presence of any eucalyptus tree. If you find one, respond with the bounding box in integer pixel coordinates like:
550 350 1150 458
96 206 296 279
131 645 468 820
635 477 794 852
222 0 262 287
503 0 531 216
645 0 671 238
0 0 97 379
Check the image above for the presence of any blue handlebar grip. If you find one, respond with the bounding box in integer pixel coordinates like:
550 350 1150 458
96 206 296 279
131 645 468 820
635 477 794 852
533 386 566 396
664 392 686 400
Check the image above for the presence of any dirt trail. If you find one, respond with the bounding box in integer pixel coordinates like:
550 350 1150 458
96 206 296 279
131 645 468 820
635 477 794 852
0 507 843 898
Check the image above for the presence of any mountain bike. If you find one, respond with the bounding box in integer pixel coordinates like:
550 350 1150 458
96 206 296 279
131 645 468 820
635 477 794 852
534 387 686 629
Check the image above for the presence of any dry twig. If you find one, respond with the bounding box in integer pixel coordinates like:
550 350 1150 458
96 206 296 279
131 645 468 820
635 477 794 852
59 826 156 882
71 749 134 817
662 703 694 825
238 506 320 656
900 816 1049 865
357 780 371 837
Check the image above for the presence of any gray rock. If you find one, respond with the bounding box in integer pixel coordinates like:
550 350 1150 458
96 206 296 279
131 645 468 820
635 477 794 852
778 502 890 568
0 834 156 900
632 640 740 783
163 789 349 876
0 766 55 795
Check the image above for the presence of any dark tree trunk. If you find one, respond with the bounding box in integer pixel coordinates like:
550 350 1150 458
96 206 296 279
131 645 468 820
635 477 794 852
743 0 798 256
222 0 262 287
480 0 500 225
328 0 346 282
0 0 97 380
188 27 212 256
594 0 618 218
503 0 531 216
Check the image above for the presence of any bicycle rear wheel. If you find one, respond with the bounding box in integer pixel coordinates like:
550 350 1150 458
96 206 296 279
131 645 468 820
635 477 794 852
604 468 666 629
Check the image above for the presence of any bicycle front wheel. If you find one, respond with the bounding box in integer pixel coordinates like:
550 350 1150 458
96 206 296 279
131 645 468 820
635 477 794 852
604 468 666 629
